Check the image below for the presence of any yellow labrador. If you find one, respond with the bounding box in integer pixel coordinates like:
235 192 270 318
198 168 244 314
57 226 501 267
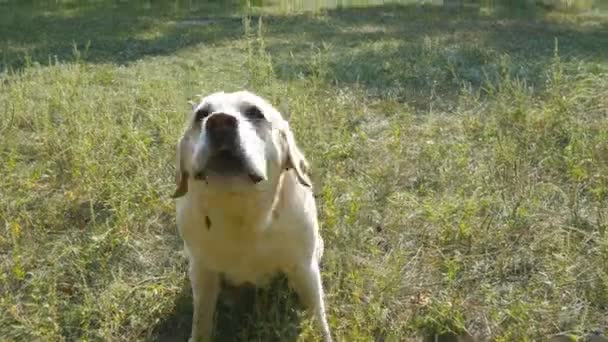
171 91 332 342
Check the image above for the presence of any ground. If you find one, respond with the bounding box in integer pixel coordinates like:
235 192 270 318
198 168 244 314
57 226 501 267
1 1 607 341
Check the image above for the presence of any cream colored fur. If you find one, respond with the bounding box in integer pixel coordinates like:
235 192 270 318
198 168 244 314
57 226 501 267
172 91 332 342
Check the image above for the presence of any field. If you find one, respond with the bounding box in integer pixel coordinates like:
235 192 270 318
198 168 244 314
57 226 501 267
1 1 608 341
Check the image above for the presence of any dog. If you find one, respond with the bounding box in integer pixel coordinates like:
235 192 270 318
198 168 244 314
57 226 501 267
171 91 332 342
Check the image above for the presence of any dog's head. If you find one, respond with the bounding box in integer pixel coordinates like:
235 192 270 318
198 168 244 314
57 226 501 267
172 91 311 198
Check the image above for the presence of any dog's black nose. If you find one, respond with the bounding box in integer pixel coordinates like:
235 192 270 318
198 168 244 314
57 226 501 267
206 113 237 147
206 113 237 131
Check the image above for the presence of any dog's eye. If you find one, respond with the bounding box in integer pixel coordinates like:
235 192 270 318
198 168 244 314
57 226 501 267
244 106 264 120
195 108 210 122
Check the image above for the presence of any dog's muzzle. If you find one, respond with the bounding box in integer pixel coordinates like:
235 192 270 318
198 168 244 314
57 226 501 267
193 113 264 184
206 113 238 151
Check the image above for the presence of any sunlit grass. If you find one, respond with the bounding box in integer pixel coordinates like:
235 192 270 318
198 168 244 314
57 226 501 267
1 1 607 341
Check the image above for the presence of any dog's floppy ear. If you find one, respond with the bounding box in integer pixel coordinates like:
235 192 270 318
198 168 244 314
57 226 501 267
171 136 189 199
281 121 312 188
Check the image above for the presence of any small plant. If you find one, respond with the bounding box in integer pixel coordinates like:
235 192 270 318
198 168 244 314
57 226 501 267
1 2 607 341
243 16 276 90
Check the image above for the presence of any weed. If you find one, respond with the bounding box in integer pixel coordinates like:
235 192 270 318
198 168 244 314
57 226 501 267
1 1 607 341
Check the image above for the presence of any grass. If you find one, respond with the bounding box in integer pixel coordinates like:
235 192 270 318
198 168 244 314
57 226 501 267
1 1 608 341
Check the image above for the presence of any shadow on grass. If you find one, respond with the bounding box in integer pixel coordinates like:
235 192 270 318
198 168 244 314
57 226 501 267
265 4 608 109
2 1 607 112
0 0 248 70
2 2 607 78
148 270 479 341
150 275 301 342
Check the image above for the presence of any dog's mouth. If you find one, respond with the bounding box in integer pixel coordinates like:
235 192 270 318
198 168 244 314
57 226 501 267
194 149 264 184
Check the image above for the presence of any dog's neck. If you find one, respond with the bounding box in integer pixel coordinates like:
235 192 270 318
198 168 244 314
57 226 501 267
186 174 288 234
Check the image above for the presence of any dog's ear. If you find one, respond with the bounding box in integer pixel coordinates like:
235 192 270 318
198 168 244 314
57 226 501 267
281 121 312 188
171 136 189 199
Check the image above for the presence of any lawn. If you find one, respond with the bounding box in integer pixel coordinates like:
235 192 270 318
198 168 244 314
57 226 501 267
1 1 607 341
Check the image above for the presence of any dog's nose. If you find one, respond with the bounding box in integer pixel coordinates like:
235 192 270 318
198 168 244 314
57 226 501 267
206 113 238 148
206 113 237 132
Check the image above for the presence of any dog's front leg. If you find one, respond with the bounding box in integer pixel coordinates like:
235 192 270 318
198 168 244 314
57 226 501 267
189 264 220 342
288 261 333 342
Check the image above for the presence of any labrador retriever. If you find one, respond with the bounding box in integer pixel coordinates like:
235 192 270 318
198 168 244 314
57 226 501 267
171 91 332 342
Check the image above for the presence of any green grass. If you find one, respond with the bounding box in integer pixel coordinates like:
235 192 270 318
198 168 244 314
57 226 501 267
1 1 608 341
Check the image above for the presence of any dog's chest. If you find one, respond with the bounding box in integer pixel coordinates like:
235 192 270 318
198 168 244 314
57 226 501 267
180 209 290 286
